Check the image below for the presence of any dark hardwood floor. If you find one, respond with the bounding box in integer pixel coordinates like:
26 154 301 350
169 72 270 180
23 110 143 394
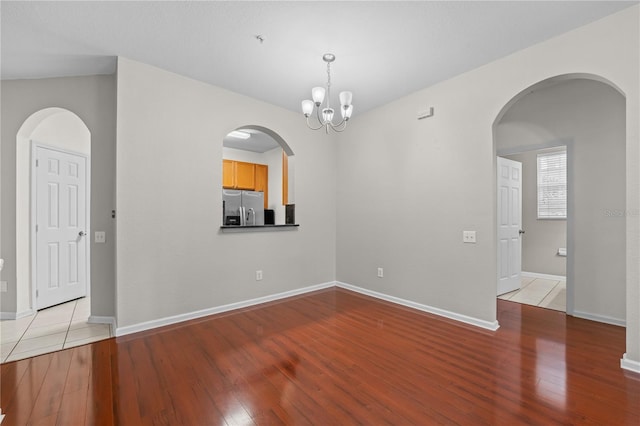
1 287 638 425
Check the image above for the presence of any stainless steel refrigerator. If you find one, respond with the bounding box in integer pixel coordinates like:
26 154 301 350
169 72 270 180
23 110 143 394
223 190 265 226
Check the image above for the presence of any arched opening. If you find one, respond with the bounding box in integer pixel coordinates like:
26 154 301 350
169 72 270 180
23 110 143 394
221 126 295 226
16 107 92 315
493 74 626 326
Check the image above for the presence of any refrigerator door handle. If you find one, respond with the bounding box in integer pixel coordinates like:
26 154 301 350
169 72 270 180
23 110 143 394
248 208 255 225
240 206 245 226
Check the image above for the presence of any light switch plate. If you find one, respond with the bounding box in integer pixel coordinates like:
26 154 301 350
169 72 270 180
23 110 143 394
0 281 7 292
463 231 477 243
95 231 106 243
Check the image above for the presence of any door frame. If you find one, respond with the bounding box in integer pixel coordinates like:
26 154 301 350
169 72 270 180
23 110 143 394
497 138 573 315
30 141 91 310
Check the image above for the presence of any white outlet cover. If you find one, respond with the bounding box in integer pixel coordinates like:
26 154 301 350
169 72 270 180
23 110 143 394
463 231 477 243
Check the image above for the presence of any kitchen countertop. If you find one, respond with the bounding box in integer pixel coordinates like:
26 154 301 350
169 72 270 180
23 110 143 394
220 224 299 232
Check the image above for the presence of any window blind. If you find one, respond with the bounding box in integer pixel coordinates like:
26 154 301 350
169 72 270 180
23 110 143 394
537 150 566 219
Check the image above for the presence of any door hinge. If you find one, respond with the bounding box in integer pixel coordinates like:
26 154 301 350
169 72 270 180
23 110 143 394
36 290 39 298
36 159 39 167
36 224 39 232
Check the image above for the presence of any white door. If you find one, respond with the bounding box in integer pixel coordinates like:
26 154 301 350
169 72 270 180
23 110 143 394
35 146 88 309
497 157 523 295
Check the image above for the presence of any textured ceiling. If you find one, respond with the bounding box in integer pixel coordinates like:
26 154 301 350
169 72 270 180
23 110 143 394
1 1 636 115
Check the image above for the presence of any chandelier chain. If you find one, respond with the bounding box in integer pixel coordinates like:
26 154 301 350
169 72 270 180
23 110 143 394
326 61 332 110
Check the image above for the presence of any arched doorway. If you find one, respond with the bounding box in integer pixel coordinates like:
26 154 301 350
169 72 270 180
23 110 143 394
16 108 91 313
493 75 626 325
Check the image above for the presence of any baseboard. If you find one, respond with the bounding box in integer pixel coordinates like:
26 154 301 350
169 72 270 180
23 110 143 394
0 309 34 320
620 353 640 374
336 281 500 331
572 310 626 327
521 271 566 281
115 281 335 337
88 315 117 331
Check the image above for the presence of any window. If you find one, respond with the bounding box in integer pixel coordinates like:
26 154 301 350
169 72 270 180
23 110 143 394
537 150 567 219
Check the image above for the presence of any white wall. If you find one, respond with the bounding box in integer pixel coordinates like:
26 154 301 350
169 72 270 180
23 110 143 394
498 80 625 323
1 76 117 318
116 57 337 329
336 6 639 362
502 150 567 277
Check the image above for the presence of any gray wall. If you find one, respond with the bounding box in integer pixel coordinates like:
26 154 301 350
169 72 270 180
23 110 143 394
496 79 626 323
0 75 116 317
335 6 638 340
503 150 567 277
115 58 336 329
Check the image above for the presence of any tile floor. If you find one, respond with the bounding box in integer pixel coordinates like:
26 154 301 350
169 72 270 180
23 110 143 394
498 276 566 311
0 297 112 363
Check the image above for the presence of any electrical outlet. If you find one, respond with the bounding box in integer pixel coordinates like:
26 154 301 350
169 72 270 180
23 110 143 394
256 270 263 281
463 231 477 243
95 231 106 243
377 267 384 278
0 281 7 292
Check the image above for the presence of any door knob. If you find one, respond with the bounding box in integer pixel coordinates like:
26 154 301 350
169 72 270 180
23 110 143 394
79 231 86 237
519 229 525 235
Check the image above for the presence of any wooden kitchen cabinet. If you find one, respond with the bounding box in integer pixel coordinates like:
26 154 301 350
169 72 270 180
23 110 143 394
223 160 255 190
235 161 255 190
254 164 268 208
222 160 235 188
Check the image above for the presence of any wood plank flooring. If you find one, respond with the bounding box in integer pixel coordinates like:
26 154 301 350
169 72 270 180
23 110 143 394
1 287 638 425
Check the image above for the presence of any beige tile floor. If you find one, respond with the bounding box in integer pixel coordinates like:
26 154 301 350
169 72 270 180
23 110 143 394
498 275 566 311
0 297 112 363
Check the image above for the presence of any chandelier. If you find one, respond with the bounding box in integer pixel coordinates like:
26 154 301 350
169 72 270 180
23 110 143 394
301 53 353 133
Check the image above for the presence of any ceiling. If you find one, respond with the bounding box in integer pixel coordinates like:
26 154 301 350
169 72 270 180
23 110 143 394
223 128 281 153
1 1 636 115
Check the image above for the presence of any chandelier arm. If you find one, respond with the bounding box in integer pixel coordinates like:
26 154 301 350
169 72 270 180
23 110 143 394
315 102 326 124
329 116 346 128
305 116 325 131
329 119 348 132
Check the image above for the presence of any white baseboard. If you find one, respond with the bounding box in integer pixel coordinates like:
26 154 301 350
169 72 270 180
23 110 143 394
521 271 566 281
115 281 335 337
621 353 640 374
88 315 117 331
336 281 500 331
572 310 626 327
0 309 34 320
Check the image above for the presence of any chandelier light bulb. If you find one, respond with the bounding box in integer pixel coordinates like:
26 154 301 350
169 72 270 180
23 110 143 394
312 87 326 105
322 108 335 123
342 104 353 120
301 100 314 117
339 91 353 107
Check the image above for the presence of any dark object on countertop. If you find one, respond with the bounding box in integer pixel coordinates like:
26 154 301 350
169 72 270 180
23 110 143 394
285 204 295 225
264 209 275 225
